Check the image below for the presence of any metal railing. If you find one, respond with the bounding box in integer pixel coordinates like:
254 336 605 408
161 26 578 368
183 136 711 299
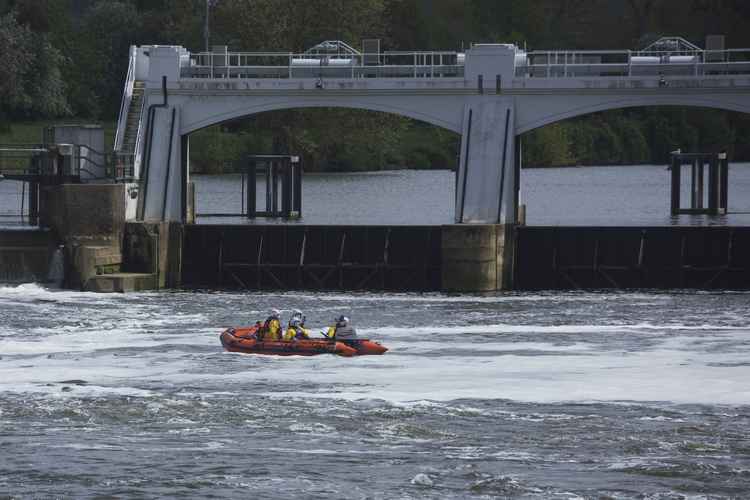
114 45 138 151
518 48 750 78
0 144 135 182
181 51 464 79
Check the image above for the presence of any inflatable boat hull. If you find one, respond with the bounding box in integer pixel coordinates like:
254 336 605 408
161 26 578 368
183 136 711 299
220 327 388 356
221 327 357 356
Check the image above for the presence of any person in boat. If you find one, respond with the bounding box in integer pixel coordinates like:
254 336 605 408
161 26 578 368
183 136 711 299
284 316 311 341
258 309 282 341
325 315 358 341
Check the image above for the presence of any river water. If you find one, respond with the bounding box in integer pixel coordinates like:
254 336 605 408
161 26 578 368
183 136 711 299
2 284 750 498
2 165 750 497
192 164 750 226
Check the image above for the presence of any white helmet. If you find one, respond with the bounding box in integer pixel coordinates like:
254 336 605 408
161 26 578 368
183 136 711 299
291 309 303 318
336 315 349 326
270 309 280 319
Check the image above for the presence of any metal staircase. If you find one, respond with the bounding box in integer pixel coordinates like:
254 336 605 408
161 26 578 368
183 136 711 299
121 81 145 154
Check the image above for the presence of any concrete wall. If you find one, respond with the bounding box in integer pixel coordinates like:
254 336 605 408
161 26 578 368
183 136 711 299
123 222 183 288
38 184 126 289
40 184 126 245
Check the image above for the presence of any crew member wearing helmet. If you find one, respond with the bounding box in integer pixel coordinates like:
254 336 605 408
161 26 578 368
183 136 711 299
283 316 311 341
259 309 282 341
325 315 357 340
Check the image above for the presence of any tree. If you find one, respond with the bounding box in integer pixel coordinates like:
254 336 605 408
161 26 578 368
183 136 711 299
71 1 142 119
0 10 68 124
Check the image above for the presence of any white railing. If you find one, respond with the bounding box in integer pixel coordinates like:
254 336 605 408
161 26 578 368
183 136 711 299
131 91 147 179
180 51 464 79
114 45 137 151
518 48 750 78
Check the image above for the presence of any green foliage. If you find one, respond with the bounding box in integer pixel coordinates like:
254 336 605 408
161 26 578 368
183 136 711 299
0 10 69 124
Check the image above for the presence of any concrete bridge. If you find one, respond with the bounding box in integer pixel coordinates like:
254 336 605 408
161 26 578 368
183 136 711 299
116 38 750 228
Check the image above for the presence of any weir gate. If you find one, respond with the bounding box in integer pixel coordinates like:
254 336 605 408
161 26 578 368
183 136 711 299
3 38 750 291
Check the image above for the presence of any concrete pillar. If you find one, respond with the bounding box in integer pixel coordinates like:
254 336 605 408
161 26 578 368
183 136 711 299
456 96 517 224
139 105 183 222
441 223 515 291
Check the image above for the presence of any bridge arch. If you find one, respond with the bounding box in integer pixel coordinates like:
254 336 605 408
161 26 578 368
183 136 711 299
516 94 750 134
178 96 464 136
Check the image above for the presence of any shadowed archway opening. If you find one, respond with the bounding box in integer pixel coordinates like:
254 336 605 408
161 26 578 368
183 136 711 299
186 107 460 225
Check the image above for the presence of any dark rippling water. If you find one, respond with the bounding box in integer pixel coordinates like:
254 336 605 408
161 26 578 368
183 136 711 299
2 284 750 498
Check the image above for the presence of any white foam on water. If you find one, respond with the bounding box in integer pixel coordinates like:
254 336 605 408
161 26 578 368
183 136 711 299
248 330 750 405
0 282 122 305
271 291 672 304
362 322 746 336
0 324 219 355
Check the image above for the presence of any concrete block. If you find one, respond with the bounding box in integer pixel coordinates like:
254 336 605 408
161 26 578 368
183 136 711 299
84 273 157 293
441 224 515 292
40 184 126 245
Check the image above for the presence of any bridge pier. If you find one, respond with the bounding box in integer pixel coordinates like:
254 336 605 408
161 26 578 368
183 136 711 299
452 96 519 289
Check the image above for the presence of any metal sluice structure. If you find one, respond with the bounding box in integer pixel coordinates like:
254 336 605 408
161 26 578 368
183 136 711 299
195 155 302 220
0 143 135 225
669 152 729 216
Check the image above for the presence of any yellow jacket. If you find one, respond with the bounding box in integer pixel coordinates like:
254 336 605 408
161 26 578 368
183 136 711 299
325 326 336 339
264 319 281 341
284 326 310 341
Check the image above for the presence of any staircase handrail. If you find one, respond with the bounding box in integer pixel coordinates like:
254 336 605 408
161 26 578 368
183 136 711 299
114 45 137 152
131 89 147 179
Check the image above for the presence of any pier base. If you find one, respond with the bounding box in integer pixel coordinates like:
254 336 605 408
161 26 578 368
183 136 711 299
441 224 515 292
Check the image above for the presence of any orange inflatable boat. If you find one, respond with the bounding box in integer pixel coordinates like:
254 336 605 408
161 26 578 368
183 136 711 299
220 326 388 357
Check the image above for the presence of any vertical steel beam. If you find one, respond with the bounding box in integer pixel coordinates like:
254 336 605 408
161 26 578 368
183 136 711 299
247 160 256 218
720 155 729 214
708 156 718 214
697 158 704 209
293 159 302 215
271 161 279 216
28 182 39 227
265 162 271 214
690 159 698 209
670 156 680 216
